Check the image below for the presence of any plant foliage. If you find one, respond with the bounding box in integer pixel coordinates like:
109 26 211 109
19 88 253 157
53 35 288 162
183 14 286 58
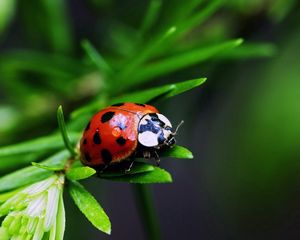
0 0 279 239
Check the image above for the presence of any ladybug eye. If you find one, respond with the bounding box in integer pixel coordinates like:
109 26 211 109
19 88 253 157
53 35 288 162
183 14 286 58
167 137 176 146
165 126 172 131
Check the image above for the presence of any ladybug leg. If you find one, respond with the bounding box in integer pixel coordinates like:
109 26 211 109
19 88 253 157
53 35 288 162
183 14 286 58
143 151 151 160
125 160 134 173
153 151 160 166
98 164 109 174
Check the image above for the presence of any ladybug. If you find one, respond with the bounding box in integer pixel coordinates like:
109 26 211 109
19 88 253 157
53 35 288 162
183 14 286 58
79 102 182 169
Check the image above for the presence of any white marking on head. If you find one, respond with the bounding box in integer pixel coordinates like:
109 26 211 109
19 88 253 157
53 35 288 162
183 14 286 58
138 131 159 147
157 114 172 128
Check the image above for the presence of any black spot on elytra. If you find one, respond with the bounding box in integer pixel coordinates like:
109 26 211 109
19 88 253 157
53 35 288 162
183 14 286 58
84 153 91 162
116 137 126 146
85 121 91 131
101 149 112 164
101 111 115 123
111 103 124 107
93 131 102 144
135 103 145 107
83 138 87 145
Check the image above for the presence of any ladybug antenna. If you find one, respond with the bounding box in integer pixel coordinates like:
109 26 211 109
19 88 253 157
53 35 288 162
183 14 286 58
173 120 184 135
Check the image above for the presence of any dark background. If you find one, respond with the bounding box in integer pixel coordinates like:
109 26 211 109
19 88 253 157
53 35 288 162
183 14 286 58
1 1 300 239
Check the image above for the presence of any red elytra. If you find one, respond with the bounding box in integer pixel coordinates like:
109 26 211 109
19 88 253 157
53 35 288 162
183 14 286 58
79 102 159 167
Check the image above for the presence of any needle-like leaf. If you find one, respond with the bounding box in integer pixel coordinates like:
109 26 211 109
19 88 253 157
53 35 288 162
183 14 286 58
0 150 69 192
66 166 96 181
161 145 194 159
82 39 113 75
69 181 111 234
104 166 172 184
57 105 77 157
0 133 80 158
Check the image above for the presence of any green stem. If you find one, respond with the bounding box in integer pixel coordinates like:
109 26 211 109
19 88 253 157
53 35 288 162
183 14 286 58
133 184 162 240
139 0 162 37
81 39 113 75
57 105 77 157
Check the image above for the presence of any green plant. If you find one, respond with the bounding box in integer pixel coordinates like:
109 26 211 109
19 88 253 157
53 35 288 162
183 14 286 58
0 78 200 239
0 0 279 239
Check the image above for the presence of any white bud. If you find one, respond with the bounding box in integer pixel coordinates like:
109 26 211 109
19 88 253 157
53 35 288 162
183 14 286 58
25 194 46 217
0 174 65 239
23 176 56 195
44 185 59 231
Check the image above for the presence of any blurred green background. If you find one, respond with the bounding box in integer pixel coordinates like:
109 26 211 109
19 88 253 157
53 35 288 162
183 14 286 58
1 0 300 239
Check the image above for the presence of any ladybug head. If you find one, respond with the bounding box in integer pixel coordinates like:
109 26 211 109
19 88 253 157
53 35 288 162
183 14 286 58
137 113 183 149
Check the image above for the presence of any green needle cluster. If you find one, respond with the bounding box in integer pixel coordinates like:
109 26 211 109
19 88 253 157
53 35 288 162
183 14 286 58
0 0 283 239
